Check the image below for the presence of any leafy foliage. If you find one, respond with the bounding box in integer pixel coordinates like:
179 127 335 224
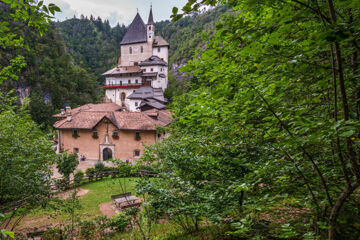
141 0 360 239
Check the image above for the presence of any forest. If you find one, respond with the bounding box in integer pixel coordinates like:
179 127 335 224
1 0 360 239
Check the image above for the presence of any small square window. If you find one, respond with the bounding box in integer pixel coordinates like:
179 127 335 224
158 47 160 53
135 132 141 140
128 80 131 84
112 131 119 138
151 68 153 72
134 150 140 157
72 130 79 138
135 102 138 107
74 148 79 153
92 131 98 138
143 69 146 72
135 79 138 84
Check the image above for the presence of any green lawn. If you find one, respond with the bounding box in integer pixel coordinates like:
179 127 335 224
80 177 139 216
17 177 140 229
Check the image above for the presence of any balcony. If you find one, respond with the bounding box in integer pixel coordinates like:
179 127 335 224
102 82 142 89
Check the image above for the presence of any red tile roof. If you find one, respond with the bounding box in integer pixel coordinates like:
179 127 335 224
53 103 122 118
53 103 171 130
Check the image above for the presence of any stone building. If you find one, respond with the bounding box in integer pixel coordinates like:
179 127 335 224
102 7 169 112
53 103 171 162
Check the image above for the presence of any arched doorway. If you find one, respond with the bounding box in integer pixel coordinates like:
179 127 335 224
103 148 112 161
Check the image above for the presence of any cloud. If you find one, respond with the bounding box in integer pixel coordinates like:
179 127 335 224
44 0 77 20
44 0 188 26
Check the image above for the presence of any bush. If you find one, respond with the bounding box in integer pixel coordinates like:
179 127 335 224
94 161 105 172
109 212 130 232
85 168 96 181
55 178 68 191
117 162 132 177
74 170 84 186
79 220 96 239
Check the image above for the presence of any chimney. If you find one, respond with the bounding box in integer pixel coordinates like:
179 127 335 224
65 106 71 115
65 106 72 122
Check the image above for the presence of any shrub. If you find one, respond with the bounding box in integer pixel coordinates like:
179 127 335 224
85 168 96 181
117 162 132 177
79 220 96 239
74 170 84 186
94 161 105 172
55 178 68 191
109 212 130 232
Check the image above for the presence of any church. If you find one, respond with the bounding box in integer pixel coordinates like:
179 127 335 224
102 6 169 112
53 7 171 162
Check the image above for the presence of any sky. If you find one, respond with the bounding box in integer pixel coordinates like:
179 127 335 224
43 0 188 27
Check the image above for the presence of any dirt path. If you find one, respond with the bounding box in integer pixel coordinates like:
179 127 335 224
57 188 89 199
99 201 119 217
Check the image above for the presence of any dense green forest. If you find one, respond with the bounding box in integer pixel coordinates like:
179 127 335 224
0 4 100 128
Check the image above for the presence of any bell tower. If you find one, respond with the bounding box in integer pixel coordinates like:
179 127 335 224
147 5 154 43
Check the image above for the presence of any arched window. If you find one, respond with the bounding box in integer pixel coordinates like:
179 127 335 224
141 46 143 53
129 47 132 54
148 26 151 30
121 92 126 101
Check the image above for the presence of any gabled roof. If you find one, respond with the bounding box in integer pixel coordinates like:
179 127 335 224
102 66 142 76
153 36 169 47
127 86 167 103
53 103 123 118
140 99 167 110
139 56 167 66
120 13 147 45
148 7 154 25
53 102 172 130
53 112 117 130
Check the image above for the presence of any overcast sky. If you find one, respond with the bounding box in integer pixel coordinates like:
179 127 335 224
43 0 187 27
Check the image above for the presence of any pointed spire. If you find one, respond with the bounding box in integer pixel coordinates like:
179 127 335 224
147 4 154 25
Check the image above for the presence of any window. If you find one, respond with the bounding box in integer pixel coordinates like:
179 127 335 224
121 92 126 101
135 132 141 140
135 79 138 84
92 131 98 138
150 68 153 72
141 46 143 53
72 130 79 138
158 47 160 53
112 131 119 138
128 80 131 84
135 102 138 107
158 133 161 138
160 68 163 72
120 81 122 86
134 62 138 66
148 26 151 30
129 47 132 54
74 148 79 153
143 68 146 72
134 149 140 157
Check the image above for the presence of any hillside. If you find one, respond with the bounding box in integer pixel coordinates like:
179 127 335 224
0 5 100 128
54 17 127 83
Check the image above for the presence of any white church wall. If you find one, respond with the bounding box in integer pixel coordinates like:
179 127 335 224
152 46 169 63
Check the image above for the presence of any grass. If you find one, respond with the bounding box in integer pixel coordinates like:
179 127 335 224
16 177 140 230
110 221 226 240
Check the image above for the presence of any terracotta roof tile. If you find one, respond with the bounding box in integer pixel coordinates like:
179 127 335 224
53 103 122 118
53 103 171 130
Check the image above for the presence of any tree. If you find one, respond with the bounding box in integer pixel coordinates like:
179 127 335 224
142 0 360 239
0 0 60 235
56 153 79 187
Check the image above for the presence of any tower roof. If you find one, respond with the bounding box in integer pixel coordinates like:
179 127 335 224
120 13 147 45
147 6 154 25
